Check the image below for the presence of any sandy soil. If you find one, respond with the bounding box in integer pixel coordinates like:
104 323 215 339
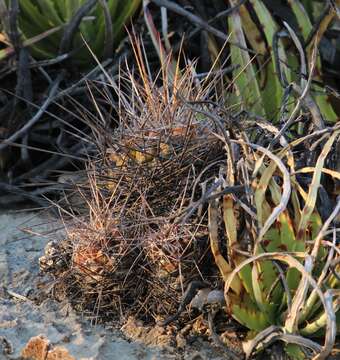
0 210 226 360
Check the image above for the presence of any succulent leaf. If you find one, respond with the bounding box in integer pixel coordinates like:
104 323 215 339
288 0 338 122
14 0 141 65
229 292 271 331
228 0 265 117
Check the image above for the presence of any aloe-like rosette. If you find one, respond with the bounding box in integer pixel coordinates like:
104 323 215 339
209 129 340 359
227 0 338 123
2 0 141 65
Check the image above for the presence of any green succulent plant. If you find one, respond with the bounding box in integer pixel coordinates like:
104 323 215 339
227 0 339 123
209 130 340 359
1 0 141 66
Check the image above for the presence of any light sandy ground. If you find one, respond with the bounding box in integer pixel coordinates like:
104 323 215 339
0 211 169 359
0 210 224 360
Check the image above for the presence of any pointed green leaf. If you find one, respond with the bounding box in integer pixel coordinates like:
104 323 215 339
228 1 265 117
229 292 270 331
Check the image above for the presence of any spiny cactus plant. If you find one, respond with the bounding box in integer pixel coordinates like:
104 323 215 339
208 128 340 359
39 40 226 322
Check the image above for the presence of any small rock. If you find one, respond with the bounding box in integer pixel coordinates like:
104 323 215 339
190 288 211 311
0 337 13 355
46 346 75 360
176 332 187 349
184 351 205 360
21 335 75 360
39 241 69 276
206 290 225 306
21 335 49 360
122 317 174 347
